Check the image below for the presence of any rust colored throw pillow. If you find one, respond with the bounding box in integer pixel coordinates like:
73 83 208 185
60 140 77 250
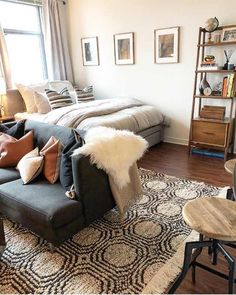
40 136 63 184
0 131 34 168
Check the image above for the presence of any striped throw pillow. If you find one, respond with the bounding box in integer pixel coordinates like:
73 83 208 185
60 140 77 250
45 87 74 109
74 85 94 102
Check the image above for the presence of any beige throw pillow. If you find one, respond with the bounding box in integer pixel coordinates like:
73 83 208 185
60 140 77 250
34 92 51 114
16 82 49 113
17 147 44 184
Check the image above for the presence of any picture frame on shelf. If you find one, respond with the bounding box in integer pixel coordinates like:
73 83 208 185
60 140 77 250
154 26 180 64
114 32 134 65
81 37 99 66
221 26 236 43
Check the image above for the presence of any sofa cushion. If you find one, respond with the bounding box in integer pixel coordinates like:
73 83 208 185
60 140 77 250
0 120 25 139
25 120 72 150
60 130 83 191
0 179 83 229
0 168 20 184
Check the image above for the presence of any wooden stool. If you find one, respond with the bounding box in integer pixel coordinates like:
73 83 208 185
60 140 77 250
169 197 236 294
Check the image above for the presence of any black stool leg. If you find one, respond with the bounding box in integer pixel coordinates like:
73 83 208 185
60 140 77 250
218 242 235 294
168 240 212 294
212 239 218 265
192 264 196 284
226 188 235 201
229 260 235 294
208 238 213 255
191 234 204 284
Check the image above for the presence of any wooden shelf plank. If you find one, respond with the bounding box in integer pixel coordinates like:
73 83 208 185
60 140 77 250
194 95 234 99
196 70 236 73
198 41 236 47
193 117 231 124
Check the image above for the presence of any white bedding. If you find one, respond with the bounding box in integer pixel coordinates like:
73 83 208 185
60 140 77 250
15 98 164 133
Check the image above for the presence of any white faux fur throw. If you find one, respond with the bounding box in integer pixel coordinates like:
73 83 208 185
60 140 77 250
73 126 148 188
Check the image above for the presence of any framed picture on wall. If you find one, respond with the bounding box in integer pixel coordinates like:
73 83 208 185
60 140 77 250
114 32 134 65
221 26 236 42
154 27 180 64
81 36 99 66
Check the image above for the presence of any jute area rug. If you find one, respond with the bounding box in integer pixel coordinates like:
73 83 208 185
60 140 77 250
0 168 220 294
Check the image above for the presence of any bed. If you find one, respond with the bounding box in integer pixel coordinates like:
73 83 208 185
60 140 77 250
4 89 164 147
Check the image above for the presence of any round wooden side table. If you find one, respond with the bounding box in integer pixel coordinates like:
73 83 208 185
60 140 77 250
169 197 236 294
225 159 236 175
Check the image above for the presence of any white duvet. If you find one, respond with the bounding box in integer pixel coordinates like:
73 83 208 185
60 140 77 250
15 98 164 133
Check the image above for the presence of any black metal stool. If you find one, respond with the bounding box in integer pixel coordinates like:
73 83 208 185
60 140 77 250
225 159 236 201
168 197 236 294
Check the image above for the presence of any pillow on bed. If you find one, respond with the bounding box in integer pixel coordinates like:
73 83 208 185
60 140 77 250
45 88 74 110
74 85 94 102
16 82 49 113
34 92 51 114
0 120 25 139
49 80 74 92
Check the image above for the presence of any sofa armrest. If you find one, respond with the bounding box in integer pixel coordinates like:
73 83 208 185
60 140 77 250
72 154 115 225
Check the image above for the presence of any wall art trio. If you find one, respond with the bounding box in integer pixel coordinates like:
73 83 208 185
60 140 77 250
81 26 180 66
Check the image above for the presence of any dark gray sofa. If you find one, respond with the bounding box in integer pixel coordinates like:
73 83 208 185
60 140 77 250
0 120 115 246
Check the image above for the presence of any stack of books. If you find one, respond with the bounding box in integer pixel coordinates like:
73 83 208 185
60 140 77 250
222 73 235 97
200 105 225 120
198 60 219 71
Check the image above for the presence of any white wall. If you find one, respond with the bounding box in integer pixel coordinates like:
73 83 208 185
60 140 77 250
67 0 236 145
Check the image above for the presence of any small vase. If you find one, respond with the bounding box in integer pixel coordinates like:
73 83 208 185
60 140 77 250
199 73 210 95
223 62 229 70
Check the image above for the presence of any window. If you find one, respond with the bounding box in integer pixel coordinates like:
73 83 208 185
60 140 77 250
0 0 47 84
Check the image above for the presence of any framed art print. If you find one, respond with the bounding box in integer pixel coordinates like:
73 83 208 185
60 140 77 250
81 36 99 66
221 26 236 42
154 27 180 64
114 32 134 65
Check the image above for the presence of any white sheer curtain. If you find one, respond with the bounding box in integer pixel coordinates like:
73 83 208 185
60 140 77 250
0 24 13 89
42 0 74 82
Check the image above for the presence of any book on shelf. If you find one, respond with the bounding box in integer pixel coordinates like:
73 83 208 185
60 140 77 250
222 73 235 97
198 62 219 71
222 76 228 96
227 73 235 97
198 67 219 71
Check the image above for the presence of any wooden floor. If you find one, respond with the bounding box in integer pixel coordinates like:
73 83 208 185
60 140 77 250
138 143 235 294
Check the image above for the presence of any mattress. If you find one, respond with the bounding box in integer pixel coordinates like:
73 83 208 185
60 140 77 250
15 98 164 135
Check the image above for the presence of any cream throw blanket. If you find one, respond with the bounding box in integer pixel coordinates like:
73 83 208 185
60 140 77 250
73 127 148 215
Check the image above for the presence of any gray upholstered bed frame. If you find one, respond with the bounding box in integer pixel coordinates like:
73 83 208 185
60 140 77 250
2 89 163 147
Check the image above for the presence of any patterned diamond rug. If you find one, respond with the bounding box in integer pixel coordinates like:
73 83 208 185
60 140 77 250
0 168 220 294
